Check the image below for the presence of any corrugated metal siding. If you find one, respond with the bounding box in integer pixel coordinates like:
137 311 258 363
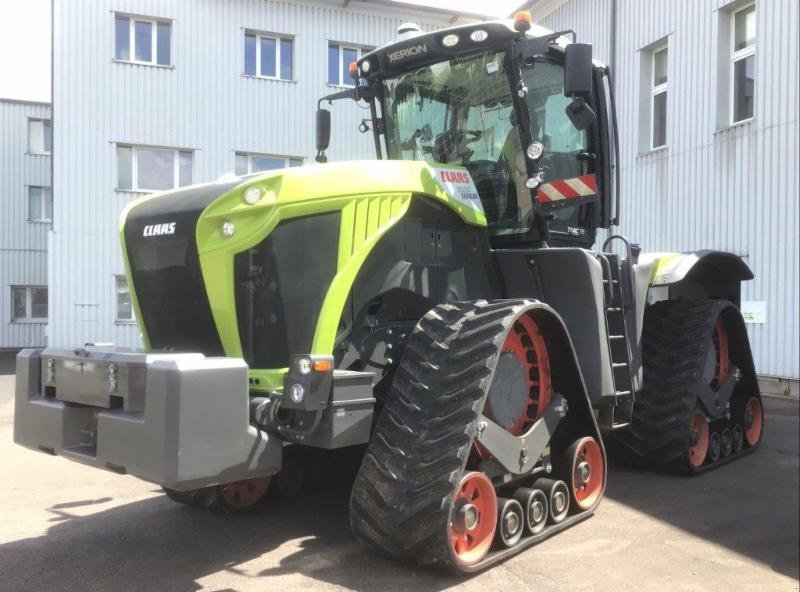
50 0 468 349
541 0 799 379
0 100 51 348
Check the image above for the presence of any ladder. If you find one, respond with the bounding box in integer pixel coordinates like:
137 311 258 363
597 252 635 429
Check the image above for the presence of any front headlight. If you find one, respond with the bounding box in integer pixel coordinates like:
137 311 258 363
243 186 262 205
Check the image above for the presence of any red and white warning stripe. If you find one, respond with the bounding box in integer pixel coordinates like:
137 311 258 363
537 174 598 204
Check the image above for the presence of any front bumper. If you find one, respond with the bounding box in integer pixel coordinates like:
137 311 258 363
13 348 283 491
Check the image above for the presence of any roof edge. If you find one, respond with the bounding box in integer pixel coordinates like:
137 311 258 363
0 97 51 107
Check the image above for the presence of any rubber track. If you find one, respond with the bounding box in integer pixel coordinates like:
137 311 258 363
349 299 533 569
612 299 736 471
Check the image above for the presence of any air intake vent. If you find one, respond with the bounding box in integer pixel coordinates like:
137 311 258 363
235 213 341 369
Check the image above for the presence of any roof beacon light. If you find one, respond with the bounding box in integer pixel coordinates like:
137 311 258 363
514 11 533 33
348 62 359 80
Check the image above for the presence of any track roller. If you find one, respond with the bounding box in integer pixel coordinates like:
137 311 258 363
495 498 524 548
449 471 498 566
536 478 570 524
688 410 710 469
732 424 744 453
742 396 764 446
720 425 733 457
564 436 605 511
513 487 548 535
708 431 721 463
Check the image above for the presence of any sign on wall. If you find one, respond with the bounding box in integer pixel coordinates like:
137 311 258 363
741 301 767 324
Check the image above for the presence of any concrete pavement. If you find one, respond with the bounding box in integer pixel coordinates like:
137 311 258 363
0 376 797 592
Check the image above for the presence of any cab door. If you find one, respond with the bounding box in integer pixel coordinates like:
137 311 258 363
521 55 607 247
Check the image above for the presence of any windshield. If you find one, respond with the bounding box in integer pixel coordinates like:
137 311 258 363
382 51 534 236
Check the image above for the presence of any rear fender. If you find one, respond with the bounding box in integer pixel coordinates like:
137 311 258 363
644 250 753 307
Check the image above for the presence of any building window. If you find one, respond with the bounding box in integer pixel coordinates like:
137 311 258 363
731 4 755 123
28 119 52 154
11 286 48 322
234 152 303 175
117 144 193 192
115 275 134 322
115 14 171 66
328 43 371 86
28 186 53 222
244 32 293 80
650 45 668 149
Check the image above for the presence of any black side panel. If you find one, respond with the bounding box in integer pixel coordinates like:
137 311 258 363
124 181 242 354
495 248 615 405
235 213 340 369
350 197 498 327
338 197 499 376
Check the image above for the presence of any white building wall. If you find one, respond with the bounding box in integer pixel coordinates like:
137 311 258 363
50 0 478 349
0 99 51 348
539 0 800 379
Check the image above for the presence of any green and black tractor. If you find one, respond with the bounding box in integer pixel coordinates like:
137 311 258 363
14 13 763 572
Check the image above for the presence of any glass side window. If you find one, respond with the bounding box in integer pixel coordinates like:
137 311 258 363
524 59 588 183
523 59 590 231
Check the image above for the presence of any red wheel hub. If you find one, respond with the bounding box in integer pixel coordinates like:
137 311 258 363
449 471 497 566
219 476 271 509
688 411 710 468
569 436 605 511
744 396 763 446
711 319 730 389
493 314 552 435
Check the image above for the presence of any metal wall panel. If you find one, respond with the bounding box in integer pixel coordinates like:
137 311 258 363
50 0 473 349
540 0 799 379
0 100 51 348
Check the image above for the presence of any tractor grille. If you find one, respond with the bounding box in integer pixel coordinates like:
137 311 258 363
123 181 242 355
234 213 340 369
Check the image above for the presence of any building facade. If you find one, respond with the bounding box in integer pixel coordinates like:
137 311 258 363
0 99 51 350
50 0 482 350
528 0 799 384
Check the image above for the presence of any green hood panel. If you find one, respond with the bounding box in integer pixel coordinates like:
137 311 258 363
192 160 485 390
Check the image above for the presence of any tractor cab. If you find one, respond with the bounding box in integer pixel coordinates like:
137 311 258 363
317 15 618 249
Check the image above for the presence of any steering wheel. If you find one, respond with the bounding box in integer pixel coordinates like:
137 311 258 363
432 129 483 163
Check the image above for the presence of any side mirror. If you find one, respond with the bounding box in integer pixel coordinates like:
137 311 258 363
316 109 331 152
315 109 331 163
564 43 593 99
565 98 596 131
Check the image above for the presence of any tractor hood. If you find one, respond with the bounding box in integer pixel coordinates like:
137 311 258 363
119 160 488 388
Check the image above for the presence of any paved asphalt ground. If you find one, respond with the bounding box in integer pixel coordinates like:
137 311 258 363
0 366 797 592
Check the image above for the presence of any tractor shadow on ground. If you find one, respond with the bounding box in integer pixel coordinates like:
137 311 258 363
604 396 799 580
1 398 796 591
0 480 464 592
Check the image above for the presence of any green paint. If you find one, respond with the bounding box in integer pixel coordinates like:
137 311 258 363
121 160 485 391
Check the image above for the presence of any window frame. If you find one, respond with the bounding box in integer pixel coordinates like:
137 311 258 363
244 31 294 81
650 44 668 150
114 275 135 323
27 185 53 223
11 286 48 323
328 43 371 87
27 118 52 155
730 3 755 124
114 14 172 67
234 151 303 175
116 144 193 193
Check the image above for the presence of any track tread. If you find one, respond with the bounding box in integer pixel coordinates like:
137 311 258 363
349 299 532 568
612 299 737 470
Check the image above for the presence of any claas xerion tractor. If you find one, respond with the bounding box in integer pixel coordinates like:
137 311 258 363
14 12 764 572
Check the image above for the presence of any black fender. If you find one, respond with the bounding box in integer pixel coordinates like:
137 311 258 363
646 250 753 307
